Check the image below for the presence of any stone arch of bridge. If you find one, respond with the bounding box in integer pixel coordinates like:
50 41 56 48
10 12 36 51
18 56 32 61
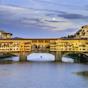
61 51 88 62
62 51 86 57
2 50 88 62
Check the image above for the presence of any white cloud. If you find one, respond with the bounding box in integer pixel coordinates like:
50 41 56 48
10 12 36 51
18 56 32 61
40 16 75 30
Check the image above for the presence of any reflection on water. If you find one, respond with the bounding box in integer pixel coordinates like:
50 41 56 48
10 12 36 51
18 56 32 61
76 71 88 77
0 54 88 88
0 60 87 88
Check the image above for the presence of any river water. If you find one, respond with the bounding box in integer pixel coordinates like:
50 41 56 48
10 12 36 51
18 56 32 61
0 54 88 88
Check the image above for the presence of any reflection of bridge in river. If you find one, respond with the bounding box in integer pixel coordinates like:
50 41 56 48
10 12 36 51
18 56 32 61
0 38 88 62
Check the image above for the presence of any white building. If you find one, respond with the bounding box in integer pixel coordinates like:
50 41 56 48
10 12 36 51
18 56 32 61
75 25 88 38
0 30 12 39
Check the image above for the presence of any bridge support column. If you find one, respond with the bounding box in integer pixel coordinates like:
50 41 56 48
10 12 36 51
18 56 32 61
55 51 62 62
19 52 27 62
50 51 62 62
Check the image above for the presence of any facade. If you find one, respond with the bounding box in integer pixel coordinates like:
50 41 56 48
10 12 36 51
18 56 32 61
0 38 87 53
55 39 88 52
0 30 12 39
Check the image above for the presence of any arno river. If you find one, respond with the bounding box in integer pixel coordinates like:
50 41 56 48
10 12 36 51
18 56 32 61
0 54 88 88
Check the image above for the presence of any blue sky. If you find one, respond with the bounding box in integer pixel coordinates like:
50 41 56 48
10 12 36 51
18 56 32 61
0 0 88 38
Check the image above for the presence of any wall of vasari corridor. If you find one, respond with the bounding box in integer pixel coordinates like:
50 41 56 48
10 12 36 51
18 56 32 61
0 40 31 52
50 39 88 52
0 39 87 52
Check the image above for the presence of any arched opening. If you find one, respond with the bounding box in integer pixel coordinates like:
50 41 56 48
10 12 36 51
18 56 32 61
62 52 88 63
27 53 55 61
32 44 37 51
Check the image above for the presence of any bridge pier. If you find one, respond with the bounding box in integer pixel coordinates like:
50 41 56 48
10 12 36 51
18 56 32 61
50 51 62 62
55 51 62 62
19 52 27 62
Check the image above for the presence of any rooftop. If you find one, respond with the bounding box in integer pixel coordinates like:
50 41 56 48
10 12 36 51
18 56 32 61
0 30 12 35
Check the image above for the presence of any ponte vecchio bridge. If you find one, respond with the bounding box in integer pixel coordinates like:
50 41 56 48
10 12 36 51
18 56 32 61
0 38 88 62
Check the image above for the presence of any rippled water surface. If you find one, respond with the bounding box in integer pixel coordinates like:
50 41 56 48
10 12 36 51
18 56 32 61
0 56 88 88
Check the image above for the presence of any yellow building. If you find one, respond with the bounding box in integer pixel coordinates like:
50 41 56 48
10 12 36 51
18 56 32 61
50 38 88 52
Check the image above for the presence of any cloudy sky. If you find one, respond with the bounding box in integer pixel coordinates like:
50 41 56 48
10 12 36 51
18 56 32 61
0 0 88 38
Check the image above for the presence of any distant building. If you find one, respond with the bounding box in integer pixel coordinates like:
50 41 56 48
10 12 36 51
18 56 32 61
0 30 12 39
74 25 88 38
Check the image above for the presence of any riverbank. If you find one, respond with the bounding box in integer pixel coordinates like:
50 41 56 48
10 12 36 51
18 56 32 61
76 71 88 77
